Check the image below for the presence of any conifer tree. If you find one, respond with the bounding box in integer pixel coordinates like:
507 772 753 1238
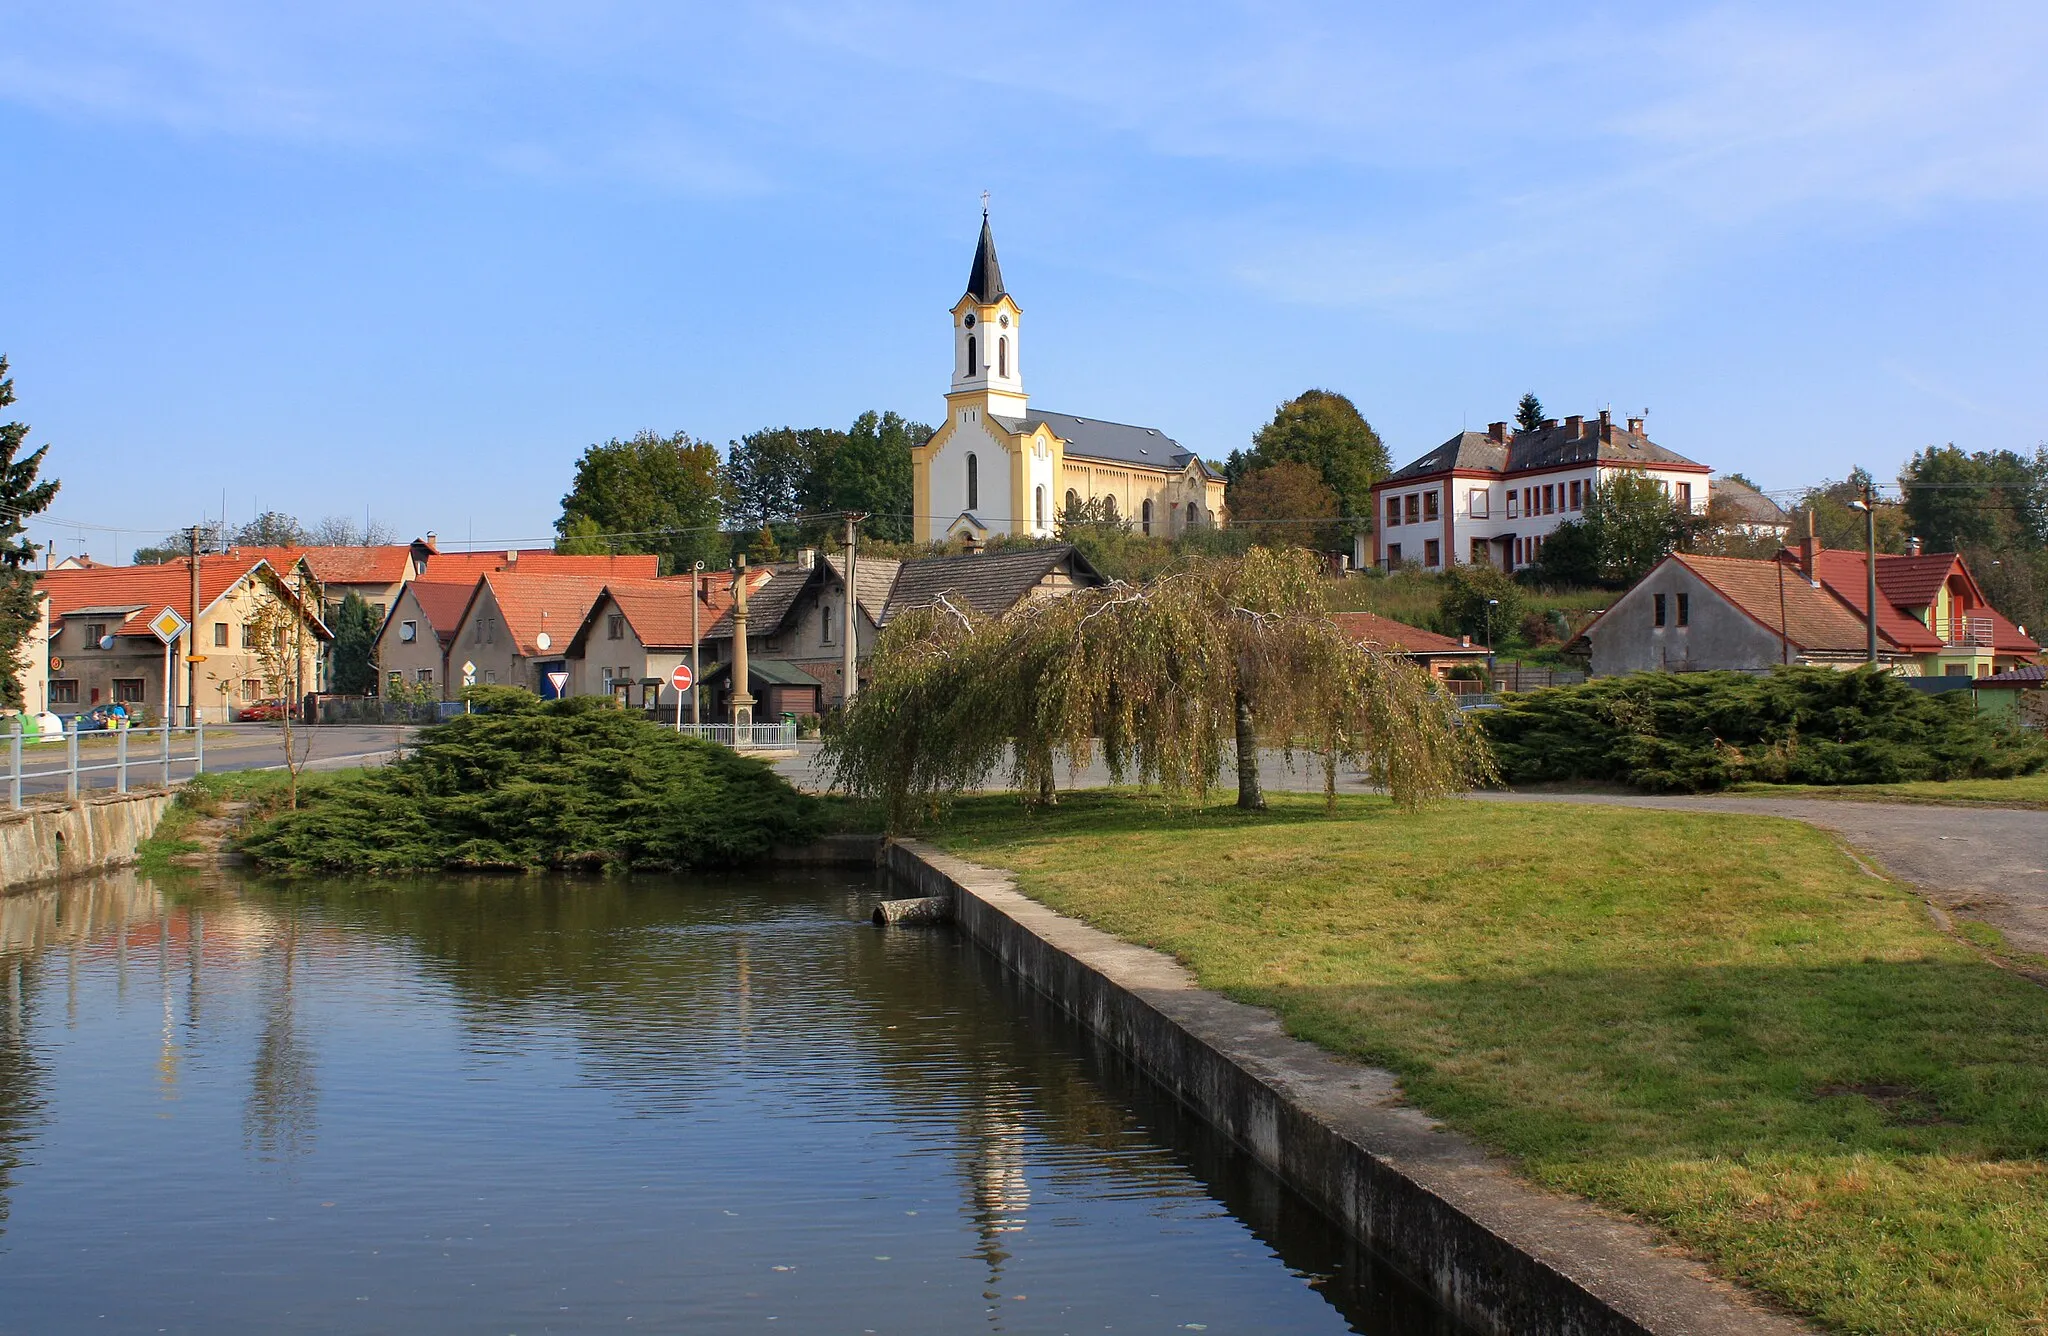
0 356 59 711
1515 392 1546 434
330 592 380 695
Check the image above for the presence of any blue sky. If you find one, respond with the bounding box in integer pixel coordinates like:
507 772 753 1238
6 2 2046 558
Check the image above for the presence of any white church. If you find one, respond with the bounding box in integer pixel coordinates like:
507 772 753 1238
911 213 1227 544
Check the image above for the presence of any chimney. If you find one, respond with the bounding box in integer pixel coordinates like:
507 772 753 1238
1598 409 1613 443
504 549 519 567
1486 421 1507 443
1541 418 1558 431
1626 416 1644 435
1906 536 1922 557
1565 415 1584 438
1801 508 1820 585
796 547 817 569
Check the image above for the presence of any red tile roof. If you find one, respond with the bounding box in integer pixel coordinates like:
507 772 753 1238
1330 611 1486 657
583 573 744 651
232 545 415 586
37 556 331 639
1871 552 1966 611
475 572 631 656
1678 554 1880 655
402 581 481 648
1795 550 1946 653
424 550 661 583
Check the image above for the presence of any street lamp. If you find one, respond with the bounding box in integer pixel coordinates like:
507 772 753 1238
1848 492 1878 666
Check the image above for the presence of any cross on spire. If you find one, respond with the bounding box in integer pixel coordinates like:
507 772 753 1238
980 189 990 217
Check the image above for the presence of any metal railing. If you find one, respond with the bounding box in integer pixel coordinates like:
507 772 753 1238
1942 615 1996 648
7 717 209 809
672 721 799 749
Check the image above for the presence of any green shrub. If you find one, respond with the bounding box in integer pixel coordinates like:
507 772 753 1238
239 693 822 873
1477 667 2048 793
1438 562 1524 640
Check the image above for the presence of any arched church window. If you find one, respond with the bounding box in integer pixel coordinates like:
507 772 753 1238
1141 498 1153 535
1065 489 1079 516
1035 485 1046 529
1187 502 1200 529
965 335 977 376
1103 495 1118 522
966 453 979 511
998 336 1009 378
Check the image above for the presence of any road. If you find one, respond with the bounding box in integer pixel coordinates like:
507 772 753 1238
9 724 412 801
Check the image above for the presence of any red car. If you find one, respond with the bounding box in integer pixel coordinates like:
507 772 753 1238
238 699 291 722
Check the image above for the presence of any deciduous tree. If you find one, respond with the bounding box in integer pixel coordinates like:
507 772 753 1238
0 357 58 711
826 411 924 542
724 426 846 530
1225 390 1389 530
556 430 725 574
1225 461 1339 550
823 547 1484 827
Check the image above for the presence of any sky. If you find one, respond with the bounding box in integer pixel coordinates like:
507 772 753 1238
5 1 2046 560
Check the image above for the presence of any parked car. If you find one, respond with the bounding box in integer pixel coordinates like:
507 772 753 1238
66 704 133 732
238 698 291 722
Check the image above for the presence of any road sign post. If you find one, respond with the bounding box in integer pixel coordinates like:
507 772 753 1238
148 607 189 733
670 663 694 730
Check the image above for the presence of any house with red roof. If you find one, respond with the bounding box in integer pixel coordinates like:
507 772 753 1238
369 580 480 699
1579 535 2039 678
562 571 753 711
441 570 679 701
1328 611 1492 679
36 555 331 721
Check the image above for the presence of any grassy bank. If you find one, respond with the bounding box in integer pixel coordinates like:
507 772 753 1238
135 769 350 873
1731 774 2048 810
928 791 2048 1335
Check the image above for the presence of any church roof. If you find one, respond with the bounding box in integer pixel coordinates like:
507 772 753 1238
992 410 1222 479
965 213 1006 303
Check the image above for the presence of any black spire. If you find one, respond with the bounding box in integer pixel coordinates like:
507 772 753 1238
965 209 1006 303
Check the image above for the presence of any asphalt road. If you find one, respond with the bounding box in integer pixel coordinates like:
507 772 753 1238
8 724 413 800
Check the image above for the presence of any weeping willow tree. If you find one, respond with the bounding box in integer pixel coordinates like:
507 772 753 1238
824 547 1489 829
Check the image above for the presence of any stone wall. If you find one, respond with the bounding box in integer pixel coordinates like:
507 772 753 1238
0 790 175 894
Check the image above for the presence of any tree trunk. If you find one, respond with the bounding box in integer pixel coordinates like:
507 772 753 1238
1234 690 1265 810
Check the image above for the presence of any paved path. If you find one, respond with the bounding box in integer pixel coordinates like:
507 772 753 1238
1485 790 2048 957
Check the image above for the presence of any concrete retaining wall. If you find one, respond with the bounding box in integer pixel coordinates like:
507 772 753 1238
0 791 175 894
885 839 1808 1336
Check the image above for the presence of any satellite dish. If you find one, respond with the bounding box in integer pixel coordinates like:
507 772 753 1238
535 632 552 651
98 635 115 650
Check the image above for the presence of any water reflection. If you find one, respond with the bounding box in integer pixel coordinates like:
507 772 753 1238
0 870 1462 1334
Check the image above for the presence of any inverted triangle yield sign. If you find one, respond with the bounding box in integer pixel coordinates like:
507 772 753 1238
547 671 570 696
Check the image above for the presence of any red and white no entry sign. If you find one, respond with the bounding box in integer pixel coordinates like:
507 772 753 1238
670 663 694 693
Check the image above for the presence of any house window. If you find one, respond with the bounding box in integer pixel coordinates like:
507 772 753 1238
84 622 106 647
602 667 615 688
607 613 625 640
1141 499 1154 535
1423 491 1440 522
1384 543 1402 567
1387 496 1401 528
1103 494 1118 521
1569 480 1583 509
1677 481 1693 510
417 668 434 684
1036 486 1046 528
1676 593 1690 627
371 603 387 622
49 680 78 704
822 605 835 645
1423 539 1441 568
1654 594 1667 628
388 670 402 692
1468 489 1489 519
998 336 1009 378
1470 538 1490 566
966 453 979 510
214 623 229 647
1507 493 1520 519
243 623 259 648
1543 485 1555 514
242 679 261 699
1186 502 1199 528
112 678 145 703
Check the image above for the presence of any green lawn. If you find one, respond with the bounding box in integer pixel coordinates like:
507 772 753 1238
927 791 2048 1336
1732 774 2048 810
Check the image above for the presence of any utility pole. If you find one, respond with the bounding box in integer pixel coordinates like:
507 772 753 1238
690 560 704 727
186 525 203 727
841 513 863 708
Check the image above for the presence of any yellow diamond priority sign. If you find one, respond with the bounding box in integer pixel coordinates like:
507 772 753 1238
148 606 189 645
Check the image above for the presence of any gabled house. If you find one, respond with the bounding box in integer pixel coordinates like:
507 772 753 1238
1371 412 1711 573
232 537 437 626
6 588 52 718
694 544 1106 716
36 556 331 721
370 580 477 699
446 572 617 699
562 572 749 710
1578 540 2039 678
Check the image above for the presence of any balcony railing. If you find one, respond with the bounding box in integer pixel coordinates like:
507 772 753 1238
1943 615 1996 648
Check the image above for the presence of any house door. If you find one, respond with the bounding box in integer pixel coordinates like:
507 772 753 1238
536 660 569 699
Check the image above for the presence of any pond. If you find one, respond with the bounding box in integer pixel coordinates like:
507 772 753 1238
0 868 1460 1334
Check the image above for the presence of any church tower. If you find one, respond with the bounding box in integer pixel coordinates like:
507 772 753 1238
949 211 1026 416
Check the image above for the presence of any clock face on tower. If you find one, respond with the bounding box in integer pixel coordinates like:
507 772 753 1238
999 314 1009 328
963 314 976 329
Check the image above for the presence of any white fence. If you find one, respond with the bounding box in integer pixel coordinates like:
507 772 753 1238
672 722 799 749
